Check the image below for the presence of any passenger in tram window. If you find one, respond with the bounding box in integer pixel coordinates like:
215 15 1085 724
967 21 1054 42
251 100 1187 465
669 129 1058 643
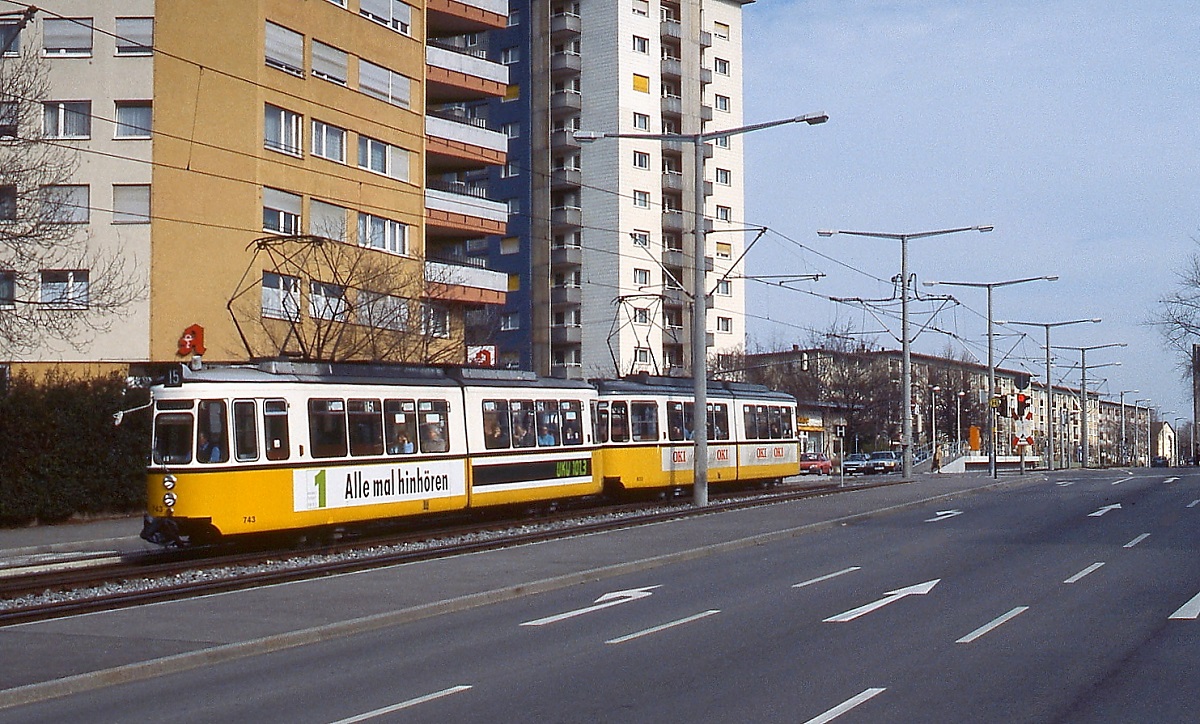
485 421 509 449
420 420 448 453
197 431 222 463
562 419 582 444
538 425 557 446
389 432 414 455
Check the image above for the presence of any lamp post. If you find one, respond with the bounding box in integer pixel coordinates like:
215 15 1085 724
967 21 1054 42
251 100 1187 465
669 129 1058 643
578 112 828 507
998 318 1101 470
930 385 941 469
1118 389 1139 466
1175 417 1185 465
1052 343 1126 468
818 226 993 479
956 390 966 456
1134 399 1151 466
926 275 1058 478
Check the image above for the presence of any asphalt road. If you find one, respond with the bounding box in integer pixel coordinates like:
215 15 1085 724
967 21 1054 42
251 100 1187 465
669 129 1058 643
8 468 1200 723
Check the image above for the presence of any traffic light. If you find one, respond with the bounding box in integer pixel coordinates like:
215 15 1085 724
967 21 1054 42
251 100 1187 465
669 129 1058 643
1015 392 1030 419
993 394 1007 417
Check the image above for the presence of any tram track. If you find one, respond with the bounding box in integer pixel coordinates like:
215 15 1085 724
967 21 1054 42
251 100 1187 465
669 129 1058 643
0 478 897 627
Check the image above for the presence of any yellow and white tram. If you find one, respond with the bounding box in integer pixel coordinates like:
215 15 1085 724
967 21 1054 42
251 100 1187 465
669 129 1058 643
141 362 800 545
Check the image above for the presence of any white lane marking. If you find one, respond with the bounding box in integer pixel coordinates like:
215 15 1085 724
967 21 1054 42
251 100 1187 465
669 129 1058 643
803 688 887 724
1170 591 1200 620
520 585 660 626
1056 480 1075 487
1064 562 1105 584
1165 476 1179 484
824 580 940 623
1088 504 1122 517
793 566 862 589
330 685 472 723
956 606 1030 644
605 609 720 644
924 510 963 523
1124 533 1151 548
1188 499 1200 508
1111 476 1134 486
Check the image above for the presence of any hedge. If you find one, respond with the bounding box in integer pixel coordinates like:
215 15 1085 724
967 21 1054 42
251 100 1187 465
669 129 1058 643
0 371 150 525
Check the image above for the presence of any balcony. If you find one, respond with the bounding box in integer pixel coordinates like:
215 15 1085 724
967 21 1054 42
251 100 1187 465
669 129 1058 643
662 247 686 267
426 113 506 170
550 285 582 305
550 362 584 380
427 0 507 35
661 95 682 116
551 90 583 115
550 129 581 151
425 182 509 238
661 57 682 79
551 244 583 266
551 52 582 77
661 19 682 40
551 167 582 190
550 12 582 38
701 104 713 122
661 210 685 232
424 258 507 305
426 44 508 103
663 287 688 306
699 67 713 84
550 325 582 344
551 206 582 229
662 171 684 192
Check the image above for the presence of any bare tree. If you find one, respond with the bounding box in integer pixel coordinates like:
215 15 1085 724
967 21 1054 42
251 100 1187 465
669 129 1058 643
1156 238 1200 359
0 17 141 356
228 235 464 364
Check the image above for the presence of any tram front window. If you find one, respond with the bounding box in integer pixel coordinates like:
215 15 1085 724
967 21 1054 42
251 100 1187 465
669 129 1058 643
153 412 193 465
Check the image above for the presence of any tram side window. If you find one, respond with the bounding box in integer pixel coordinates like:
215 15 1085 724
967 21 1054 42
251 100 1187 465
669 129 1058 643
233 401 259 462
561 400 583 445
667 402 686 441
309 399 348 458
482 399 511 449
153 411 194 465
743 404 758 440
756 405 770 439
197 400 229 463
610 401 629 442
348 399 384 456
768 406 783 439
782 408 795 438
510 400 536 448
418 399 450 453
631 402 658 441
384 399 417 454
710 403 730 441
593 402 610 444
264 399 290 461
536 399 561 446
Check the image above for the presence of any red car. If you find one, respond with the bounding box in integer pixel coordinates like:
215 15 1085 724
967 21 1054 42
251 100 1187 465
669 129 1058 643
798 452 832 475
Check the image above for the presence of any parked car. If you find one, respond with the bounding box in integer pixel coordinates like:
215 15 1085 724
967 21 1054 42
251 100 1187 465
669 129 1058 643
867 450 901 474
798 452 832 475
1151 455 1170 468
841 453 871 475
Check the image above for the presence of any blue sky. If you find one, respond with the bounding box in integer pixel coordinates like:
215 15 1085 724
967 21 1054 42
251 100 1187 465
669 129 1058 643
741 0 1200 422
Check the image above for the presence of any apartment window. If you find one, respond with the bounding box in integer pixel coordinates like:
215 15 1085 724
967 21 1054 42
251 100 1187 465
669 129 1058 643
633 190 650 208
422 303 450 338
632 0 650 16
0 270 13 308
500 46 520 64
502 122 520 139
115 17 153 55
632 35 649 54
713 57 730 75
264 105 302 156
43 18 92 56
634 308 650 324
112 184 150 224
326 0 348 6
633 268 651 286
500 313 520 331
360 0 413 35
717 316 733 333
631 230 650 247
635 348 651 364
115 101 152 138
312 41 348 84
715 241 732 259
43 101 90 139
632 150 651 170
264 21 304 76
504 84 520 102
311 120 346 162
1 21 20 56
715 94 731 112
309 200 348 241
501 236 520 254
714 135 730 149
262 187 301 234
359 60 411 108
358 135 410 181
633 112 650 131
508 9 521 26
359 291 408 330
40 270 89 308
715 168 732 185
262 271 300 319
357 212 407 254
506 198 521 215
502 162 519 178
43 185 89 223
0 186 15 220
716 279 732 296
714 21 730 40
632 74 650 93
310 281 348 321
716 205 732 221
664 232 683 251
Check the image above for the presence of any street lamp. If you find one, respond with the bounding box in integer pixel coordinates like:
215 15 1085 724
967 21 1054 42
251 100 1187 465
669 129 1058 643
578 112 828 507
931 385 941 469
998 318 1102 470
1118 389 1139 466
926 275 1058 477
1052 343 1126 468
818 225 993 479
1175 417 1185 465
1134 398 1151 466
956 390 966 455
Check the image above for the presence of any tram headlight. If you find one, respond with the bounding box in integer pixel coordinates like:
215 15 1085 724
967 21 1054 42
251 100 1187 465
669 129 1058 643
163 492 177 508
163 474 176 490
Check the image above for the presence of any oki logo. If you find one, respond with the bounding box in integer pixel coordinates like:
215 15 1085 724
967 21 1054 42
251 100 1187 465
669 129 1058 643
672 450 688 464
774 447 785 458
715 448 730 462
756 447 768 459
